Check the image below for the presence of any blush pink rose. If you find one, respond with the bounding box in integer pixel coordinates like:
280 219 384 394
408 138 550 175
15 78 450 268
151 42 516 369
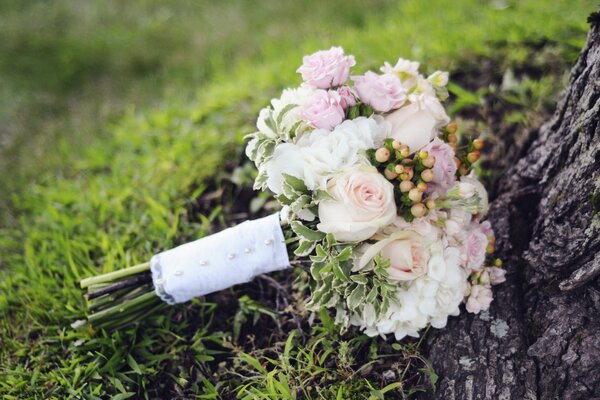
465 284 493 314
317 167 397 242
297 47 356 89
423 138 457 195
337 86 357 109
352 72 407 112
356 231 429 281
300 90 345 130
460 226 488 272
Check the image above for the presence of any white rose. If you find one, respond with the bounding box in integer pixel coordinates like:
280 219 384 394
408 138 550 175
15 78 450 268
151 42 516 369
261 117 389 194
384 94 450 153
317 167 396 242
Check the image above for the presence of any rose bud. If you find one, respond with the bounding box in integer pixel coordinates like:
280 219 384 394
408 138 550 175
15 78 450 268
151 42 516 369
473 139 485 150
425 198 436 209
408 188 423 203
447 122 458 135
410 203 427 217
416 182 428 192
375 148 391 163
467 151 480 163
421 169 434 182
384 168 398 180
399 180 414 192
422 155 435 168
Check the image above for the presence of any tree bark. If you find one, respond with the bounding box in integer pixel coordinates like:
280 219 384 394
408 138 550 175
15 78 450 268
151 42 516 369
420 12 600 400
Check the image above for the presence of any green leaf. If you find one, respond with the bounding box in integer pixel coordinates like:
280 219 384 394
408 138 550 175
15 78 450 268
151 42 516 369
336 246 353 262
275 103 298 126
346 285 365 310
350 274 368 285
282 174 308 193
294 239 316 257
291 221 325 242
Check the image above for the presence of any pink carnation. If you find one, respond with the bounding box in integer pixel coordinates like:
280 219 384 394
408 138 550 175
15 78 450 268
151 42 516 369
423 138 457 195
466 284 493 314
300 90 345 130
297 47 356 89
337 86 357 109
352 72 407 112
460 225 488 272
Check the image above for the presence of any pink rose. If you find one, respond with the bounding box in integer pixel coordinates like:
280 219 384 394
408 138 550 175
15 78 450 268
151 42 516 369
317 167 397 242
356 231 429 281
423 138 457 195
352 72 407 112
337 86 357 109
300 90 345 130
460 225 488 272
465 284 493 314
297 47 356 89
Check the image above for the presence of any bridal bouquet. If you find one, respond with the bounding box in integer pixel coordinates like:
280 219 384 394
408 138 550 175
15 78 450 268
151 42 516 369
78 47 505 339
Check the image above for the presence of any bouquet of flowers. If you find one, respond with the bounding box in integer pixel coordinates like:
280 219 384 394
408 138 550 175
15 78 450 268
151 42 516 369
78 47 505 339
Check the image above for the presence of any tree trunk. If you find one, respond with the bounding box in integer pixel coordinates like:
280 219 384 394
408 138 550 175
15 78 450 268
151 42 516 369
420 12 600 400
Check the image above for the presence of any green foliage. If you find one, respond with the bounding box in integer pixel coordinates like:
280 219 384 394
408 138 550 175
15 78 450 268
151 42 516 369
0 0 595 398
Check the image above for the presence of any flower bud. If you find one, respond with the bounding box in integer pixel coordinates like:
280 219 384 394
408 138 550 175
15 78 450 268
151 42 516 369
467 151 480 164
375 148 391 163
399 180 414 192
399 146 410 158
425 198 436 209
408 188 423 203
448 133 458 144
384 168 398 180
454 157 462 168
459 165 469 176
418 150 428 160
392 140 401 150
421 169 434 182
447 122 457 135
405 166 414 180
494 258 503 267
473 139 485 150
416 182 428 192
394 164 405 174
479 270 491 285
422 155 435 168
411 203 426 217
486 243 495 254
399 173 410 181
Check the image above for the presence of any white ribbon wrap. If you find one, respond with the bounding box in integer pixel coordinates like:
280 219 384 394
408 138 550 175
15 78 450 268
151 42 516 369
150 213 290 304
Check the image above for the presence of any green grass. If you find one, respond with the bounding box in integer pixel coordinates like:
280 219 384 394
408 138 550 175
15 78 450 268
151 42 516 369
0 0 595 398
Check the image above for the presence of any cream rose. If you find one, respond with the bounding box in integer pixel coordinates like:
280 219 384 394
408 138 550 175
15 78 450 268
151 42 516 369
356 231 429 281
384 94 450 153
317 167 396 242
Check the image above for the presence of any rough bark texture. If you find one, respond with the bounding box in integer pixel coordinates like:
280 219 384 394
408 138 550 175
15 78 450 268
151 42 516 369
420 13 600 400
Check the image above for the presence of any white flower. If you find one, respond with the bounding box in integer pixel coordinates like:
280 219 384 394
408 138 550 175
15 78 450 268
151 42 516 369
380 58 420 79
351 243 467 340
260 117 389 194
256 86 317 139
427 71 449 87
384 94 450 153
460 174 489 216
317 166 396 242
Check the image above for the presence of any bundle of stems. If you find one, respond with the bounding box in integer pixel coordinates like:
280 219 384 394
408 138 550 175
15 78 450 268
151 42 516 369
79 262 167 330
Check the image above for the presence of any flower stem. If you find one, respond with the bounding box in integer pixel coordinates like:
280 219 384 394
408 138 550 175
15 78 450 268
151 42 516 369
80 261 150 289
